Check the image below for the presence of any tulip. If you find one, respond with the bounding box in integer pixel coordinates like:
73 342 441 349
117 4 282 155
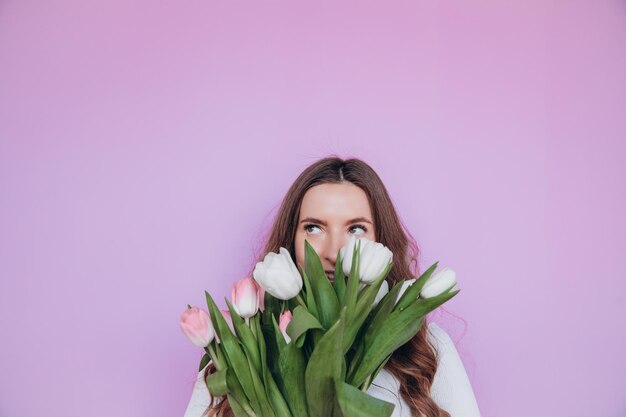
340 236 393 284
231 277 260 318
420 267 457 299
253 247 303 300
372 280 389 308
394 278 416 305
180 306 215 348
278 310 293 343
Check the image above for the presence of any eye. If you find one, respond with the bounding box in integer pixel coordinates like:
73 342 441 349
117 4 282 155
303 223 322 234
349 224 368 235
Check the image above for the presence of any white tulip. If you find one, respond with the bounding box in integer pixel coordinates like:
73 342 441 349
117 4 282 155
340 236 393 284
253 247 303 300
372 280 389 308
420 267 457 298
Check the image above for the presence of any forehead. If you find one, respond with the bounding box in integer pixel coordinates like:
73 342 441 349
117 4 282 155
298 182 373 220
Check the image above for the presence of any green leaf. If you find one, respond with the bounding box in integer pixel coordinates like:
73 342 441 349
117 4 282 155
304 239 341 329
333 248 347 304
225 299 261 374
368 353 392 390
255 316 292 417
349 287 459 387
278 343 309 417
345 341 365 381
413 287 461 318
263 292 282 317
260 300 282 377
205 291 259 411
286 305 324 348
263 363 292 417
268 314 308 416
214 342 228 370
272 314 288 352
208 363 255 417
248 355 276 417
227 394 250 417
343 240 362 316
224 369 257 417
364 281 402 343
301 267 319 320
206 367 229 396
305 307 347 417
198 352 210 372
254 315 268 382
394 261 439 311
349 309 424 387
335 380 395 417
342 261 393 354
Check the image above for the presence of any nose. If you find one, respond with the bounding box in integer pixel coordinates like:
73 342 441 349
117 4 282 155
322 233 347 271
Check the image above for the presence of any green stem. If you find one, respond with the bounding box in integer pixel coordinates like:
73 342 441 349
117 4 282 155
205 344 222 371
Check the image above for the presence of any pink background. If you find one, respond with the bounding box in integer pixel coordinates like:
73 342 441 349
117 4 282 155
1 1 625 416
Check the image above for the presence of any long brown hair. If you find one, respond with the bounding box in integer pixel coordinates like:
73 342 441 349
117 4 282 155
201 156 450 417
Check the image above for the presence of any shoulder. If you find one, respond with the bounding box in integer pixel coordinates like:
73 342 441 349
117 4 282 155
426 321 456 356
426 322 483 417
426 321 449 342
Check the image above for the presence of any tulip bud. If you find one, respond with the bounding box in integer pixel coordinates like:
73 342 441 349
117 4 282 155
372 280 389 308
179 306 215 348
278 310 293 344
339 236 393 284
420 267 457 299
231 277 260 318
253 247 303 300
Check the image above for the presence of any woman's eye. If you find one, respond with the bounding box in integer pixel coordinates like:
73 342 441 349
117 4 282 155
304 223 367 235
350 224 368 235
304 224 321 234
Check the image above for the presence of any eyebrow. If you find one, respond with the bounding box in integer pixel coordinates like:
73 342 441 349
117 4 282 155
299 216 373 226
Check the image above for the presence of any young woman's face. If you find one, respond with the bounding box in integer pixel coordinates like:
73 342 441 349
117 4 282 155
294 182 376 281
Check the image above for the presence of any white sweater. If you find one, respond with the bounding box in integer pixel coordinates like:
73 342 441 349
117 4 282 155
182 322 482 417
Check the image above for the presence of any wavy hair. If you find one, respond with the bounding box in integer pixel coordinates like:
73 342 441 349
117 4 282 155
200 156 450 417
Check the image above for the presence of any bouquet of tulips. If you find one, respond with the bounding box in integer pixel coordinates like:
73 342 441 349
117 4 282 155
180 236 459 417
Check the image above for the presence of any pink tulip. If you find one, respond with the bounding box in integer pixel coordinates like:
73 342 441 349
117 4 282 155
180 306 215 348
231 277 260 319
278 310 293 344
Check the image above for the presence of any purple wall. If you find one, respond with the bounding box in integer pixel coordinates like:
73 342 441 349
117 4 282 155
1 1 625 416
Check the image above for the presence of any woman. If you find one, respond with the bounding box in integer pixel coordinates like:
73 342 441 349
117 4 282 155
183 157 481 417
